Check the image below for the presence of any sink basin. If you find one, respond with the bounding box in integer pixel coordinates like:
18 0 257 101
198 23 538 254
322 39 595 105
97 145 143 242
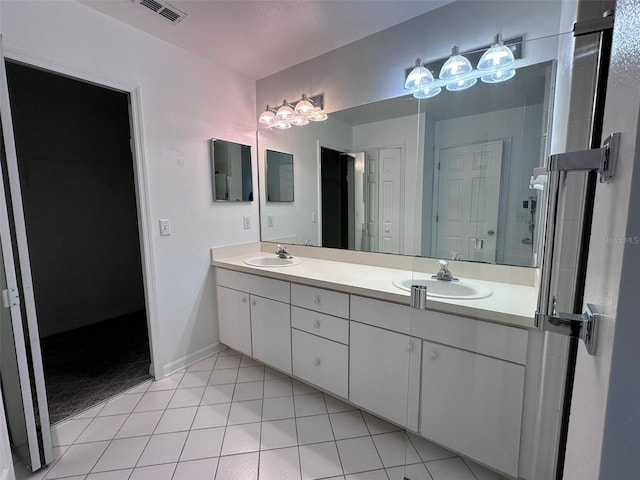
244 256 302 267
392 276 491 299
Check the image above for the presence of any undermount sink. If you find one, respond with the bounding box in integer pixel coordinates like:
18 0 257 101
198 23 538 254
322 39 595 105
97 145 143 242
244 256 303 267
392 276 492 299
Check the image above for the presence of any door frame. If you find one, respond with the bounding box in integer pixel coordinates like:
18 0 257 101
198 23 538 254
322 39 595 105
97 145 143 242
2 48 161 379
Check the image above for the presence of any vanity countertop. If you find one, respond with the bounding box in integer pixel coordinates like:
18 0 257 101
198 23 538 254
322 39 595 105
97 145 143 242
212 251 538 329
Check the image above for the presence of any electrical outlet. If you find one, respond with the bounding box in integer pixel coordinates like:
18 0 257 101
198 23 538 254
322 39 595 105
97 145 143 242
159 219 172 236
243 216 251 229
267 215 274 227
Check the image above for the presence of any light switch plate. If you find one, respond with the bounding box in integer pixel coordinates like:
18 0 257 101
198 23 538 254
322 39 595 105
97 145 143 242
159 219 172 236
243 216 251 229
267 215 274 227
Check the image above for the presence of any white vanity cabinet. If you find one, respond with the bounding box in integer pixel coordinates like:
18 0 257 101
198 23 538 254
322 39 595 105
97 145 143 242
216 269 291 373
349 296 421 430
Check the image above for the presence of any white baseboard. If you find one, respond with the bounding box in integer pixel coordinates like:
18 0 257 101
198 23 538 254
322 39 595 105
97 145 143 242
159 342 226 378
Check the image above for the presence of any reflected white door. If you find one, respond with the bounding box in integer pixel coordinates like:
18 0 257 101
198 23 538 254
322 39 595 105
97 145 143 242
378 148 402 254
365 150 378 252
435 141 503 262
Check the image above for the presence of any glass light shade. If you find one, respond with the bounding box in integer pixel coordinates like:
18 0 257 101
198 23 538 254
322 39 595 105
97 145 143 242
273 119 291 129
308 108 328 122
291 115 310 126
405 61 434 91
414 86 441 99
276 101 294 121
294 95 315 116
481 68 516 83
446 77 477 91
258 107 276 126
439 46 473 80
477 35 515 71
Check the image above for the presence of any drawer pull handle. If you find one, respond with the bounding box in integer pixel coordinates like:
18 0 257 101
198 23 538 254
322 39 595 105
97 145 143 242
251 299 257 306
405 343 414 353
241 297 247 303
314 296 321 304
428 350 438 360
313 320 321 329
313 358 321 366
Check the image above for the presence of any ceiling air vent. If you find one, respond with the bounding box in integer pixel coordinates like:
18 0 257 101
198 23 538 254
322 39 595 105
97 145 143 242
136 0 186 25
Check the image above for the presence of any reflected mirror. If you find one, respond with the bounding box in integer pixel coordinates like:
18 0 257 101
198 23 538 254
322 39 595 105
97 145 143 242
258 36 559 267
266 149 294 202
210 139 253 202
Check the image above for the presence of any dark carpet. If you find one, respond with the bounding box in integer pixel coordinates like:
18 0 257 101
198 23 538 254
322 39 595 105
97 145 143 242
40 310 152 424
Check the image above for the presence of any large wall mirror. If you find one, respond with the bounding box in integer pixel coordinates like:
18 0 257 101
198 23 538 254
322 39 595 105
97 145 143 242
210 139 253 202
258 33 565 268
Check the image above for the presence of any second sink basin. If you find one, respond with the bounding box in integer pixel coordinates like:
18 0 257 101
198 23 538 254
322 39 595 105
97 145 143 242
393 276 492 299
244 255 303 267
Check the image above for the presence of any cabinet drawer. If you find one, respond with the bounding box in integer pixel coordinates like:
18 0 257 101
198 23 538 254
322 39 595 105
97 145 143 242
292 329 348 398
291 307 349 344
350 295 411 334
291 284 349 318
217 268 290 303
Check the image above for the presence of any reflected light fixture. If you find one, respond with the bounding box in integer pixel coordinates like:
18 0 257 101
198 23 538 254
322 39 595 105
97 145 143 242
481 68 516 84
404 58 434 91
439 46 473 80
446 78 477 91
477 34 515 72
259 94 327 129
414 85 441 99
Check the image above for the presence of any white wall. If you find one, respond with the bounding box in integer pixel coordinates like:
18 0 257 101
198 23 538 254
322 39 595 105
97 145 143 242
258 117 353 246
1 0 258 375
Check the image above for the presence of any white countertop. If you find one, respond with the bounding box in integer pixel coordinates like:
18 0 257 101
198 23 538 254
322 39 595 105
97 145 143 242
212 252 538 329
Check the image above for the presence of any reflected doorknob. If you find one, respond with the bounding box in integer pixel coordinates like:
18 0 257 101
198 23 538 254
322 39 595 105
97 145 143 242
487 229 495 236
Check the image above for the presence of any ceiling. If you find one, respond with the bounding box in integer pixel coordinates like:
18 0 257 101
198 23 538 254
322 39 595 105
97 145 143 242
81 0 452 80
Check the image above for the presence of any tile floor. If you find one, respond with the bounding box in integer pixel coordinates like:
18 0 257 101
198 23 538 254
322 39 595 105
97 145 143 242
14 349 507 480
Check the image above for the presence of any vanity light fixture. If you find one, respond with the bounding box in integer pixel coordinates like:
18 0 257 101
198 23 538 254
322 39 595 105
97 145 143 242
477 34 515 71
258 93 327 129
439 46 473 80
404 58 434 91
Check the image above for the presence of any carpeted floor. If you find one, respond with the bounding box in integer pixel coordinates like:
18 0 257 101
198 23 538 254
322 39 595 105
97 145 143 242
40 310 152 424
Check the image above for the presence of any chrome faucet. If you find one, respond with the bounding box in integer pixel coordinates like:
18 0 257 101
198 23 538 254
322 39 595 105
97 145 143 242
432 259 458 282
275 244 293 259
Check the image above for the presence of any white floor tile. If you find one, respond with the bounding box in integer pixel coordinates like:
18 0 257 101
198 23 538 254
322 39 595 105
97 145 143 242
425 457 475 480
115 411 163 439
180 427 225 461
296 414 334 445
237 366 265 383
179 371 212 389
92 436 149 472
362 413 401 435
240 356 260 367
202 385 235 405
133 390 174 412
146 372 184 392
228 400 262 425
387 463 433 480
336 436 384 475
259 446 301 480
260 419 298 450
192 403 231 429
46 442 109 478
299 441 343 480
408 434 456 463
232 381 263 401
221 423 261 456
215 452 258 480
292 380 318 396
330 411 369 440
324 395 357 414
75 415 128 443
263 378 293 398
51 419 92 446
137 431 188 466
97 393 143 416
168 386 206 409
85 469 133 479
209 369 239 386
215 356 241 370
463 458 509 480
173 457 219 480
188 356 218 372
372 432 421 468
294 393 327 417
154 406 198 434
129 463 176 480
345 470 390 480
262 396 295 421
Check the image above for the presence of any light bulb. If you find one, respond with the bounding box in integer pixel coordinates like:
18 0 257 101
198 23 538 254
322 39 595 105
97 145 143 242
258 106 276 126
276 101 294 121
294 94 315 116
405 58 434 91
291 115 310 126
414 86 441 99
308 107 328 122
446 77 477 91
273 119 291 130
481 69 516 83
477 34 515 71
439 46 473 80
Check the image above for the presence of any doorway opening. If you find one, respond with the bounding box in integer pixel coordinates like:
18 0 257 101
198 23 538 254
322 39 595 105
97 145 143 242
4 61 151 424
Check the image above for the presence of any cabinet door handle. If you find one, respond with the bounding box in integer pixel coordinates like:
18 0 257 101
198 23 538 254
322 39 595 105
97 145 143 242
251 299 257 306
313 319 321 329
428 350 438 360
314 295 321 304
313 358 321 366
241 297 247 303
405 343 414 353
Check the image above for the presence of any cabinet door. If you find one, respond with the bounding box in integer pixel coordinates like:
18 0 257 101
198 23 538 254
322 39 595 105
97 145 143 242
349 321 421 429
421 340 524 478
216 286 251 356
251 296 291 374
